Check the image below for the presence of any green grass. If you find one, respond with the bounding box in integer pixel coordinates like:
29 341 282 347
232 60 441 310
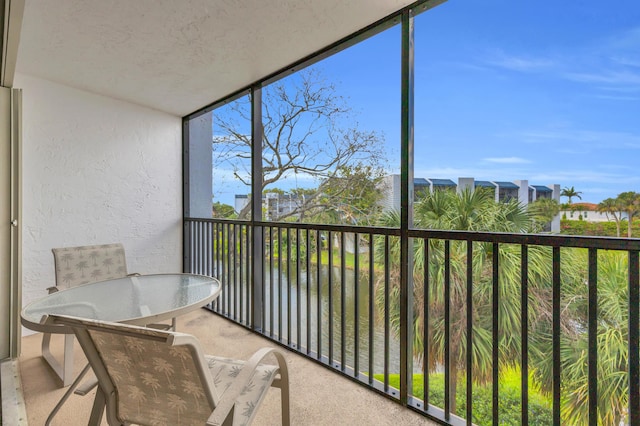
375 367 552 425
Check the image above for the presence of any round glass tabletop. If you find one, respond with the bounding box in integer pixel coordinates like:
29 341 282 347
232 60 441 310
21 273 221 332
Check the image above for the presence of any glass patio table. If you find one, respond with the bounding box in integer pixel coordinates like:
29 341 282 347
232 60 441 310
22 273 221 333
21 273 221 425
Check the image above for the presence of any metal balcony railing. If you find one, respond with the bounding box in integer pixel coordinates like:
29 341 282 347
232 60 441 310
185 217 640 426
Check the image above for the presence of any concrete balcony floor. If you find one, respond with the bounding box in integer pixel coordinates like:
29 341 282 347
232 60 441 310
19 308 436 425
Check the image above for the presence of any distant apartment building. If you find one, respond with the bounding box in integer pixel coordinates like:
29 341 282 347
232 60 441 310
379 175 561 232
235 192 305 220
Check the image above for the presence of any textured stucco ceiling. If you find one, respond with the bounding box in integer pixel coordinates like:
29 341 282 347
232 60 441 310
16 0 416 117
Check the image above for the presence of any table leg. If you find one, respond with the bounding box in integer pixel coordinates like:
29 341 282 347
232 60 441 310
41 333 75 387
44 363 91 426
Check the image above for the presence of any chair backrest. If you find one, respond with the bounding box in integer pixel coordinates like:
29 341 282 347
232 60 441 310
47 314 218 425
52 243 129 289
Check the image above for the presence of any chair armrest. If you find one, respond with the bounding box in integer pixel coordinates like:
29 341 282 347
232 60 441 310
46 286 59 294
206 347 288 426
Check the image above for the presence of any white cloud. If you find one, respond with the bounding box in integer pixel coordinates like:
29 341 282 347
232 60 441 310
483 157 531 164
483 50 555 72
563 70 640 86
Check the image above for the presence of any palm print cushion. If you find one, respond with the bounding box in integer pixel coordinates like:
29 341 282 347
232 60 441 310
53 244 128 288
89 328 279 425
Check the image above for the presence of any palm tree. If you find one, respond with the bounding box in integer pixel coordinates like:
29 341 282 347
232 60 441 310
375 189 583 416
529 198 560 231
561 186 582 204
597 198 623 237
616 191 640 238
531 250 630 424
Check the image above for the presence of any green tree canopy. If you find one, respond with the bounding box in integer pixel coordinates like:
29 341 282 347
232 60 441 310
597 197 624 237
375 189 583 415
616 191 640 237
528 198 560 231
211 202 237 219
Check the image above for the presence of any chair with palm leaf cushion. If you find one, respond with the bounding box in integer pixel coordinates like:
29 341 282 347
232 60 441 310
43 243 176 386
45 314 290 426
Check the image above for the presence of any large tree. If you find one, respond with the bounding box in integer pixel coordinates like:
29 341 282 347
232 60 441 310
212 69 386 222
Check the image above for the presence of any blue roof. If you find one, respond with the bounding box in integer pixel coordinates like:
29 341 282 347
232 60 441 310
429 178 456 187
475 180 496 188
235 194 248 198
493 181 519 189
414 178 430 186
532 185 552 193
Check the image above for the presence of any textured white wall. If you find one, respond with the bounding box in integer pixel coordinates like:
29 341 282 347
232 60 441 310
15 74 183 321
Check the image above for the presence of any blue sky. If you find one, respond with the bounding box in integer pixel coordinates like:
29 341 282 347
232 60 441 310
211 1 640 206
312 0 640 204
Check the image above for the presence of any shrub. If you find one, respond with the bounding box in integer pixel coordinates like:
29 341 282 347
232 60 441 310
378 368 552 426
561 219 640 237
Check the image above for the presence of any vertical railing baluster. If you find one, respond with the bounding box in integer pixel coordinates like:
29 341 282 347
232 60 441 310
215 222 220 278
444 240 451 419
196 221 202 274
369 233 375 385
328 231 334 366
492 242 499 426
236 224 241 321
629 250 639 425
203 221 208 274
212 223 218 311
306 229 311 355
423 237 429 410
466 240 473 425
552 246 561 426
269 226 275 338
224 223 229 315
384 235 390 392
236 225 245 324
341 231 346 371
296 228 301 350
232 224 237 320
228 224 233 318
521 245 529 426
219 222 223 313
240 225 249 324
354 232 360 379
287 227 292 345
317 229 322 361
228 223 233 316
278 227 283 341
261 226 267 333
211 222 215 277
247 225 252 325
234 224 239 320
588 248 598 426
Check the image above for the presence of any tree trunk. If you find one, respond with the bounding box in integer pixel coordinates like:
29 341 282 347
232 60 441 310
449 365 458 415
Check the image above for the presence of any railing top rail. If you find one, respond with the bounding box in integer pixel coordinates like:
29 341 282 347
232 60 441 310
185 217 640 251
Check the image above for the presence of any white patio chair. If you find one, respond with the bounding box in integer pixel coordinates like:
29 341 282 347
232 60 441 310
45 314 290 426
43 243 176 386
